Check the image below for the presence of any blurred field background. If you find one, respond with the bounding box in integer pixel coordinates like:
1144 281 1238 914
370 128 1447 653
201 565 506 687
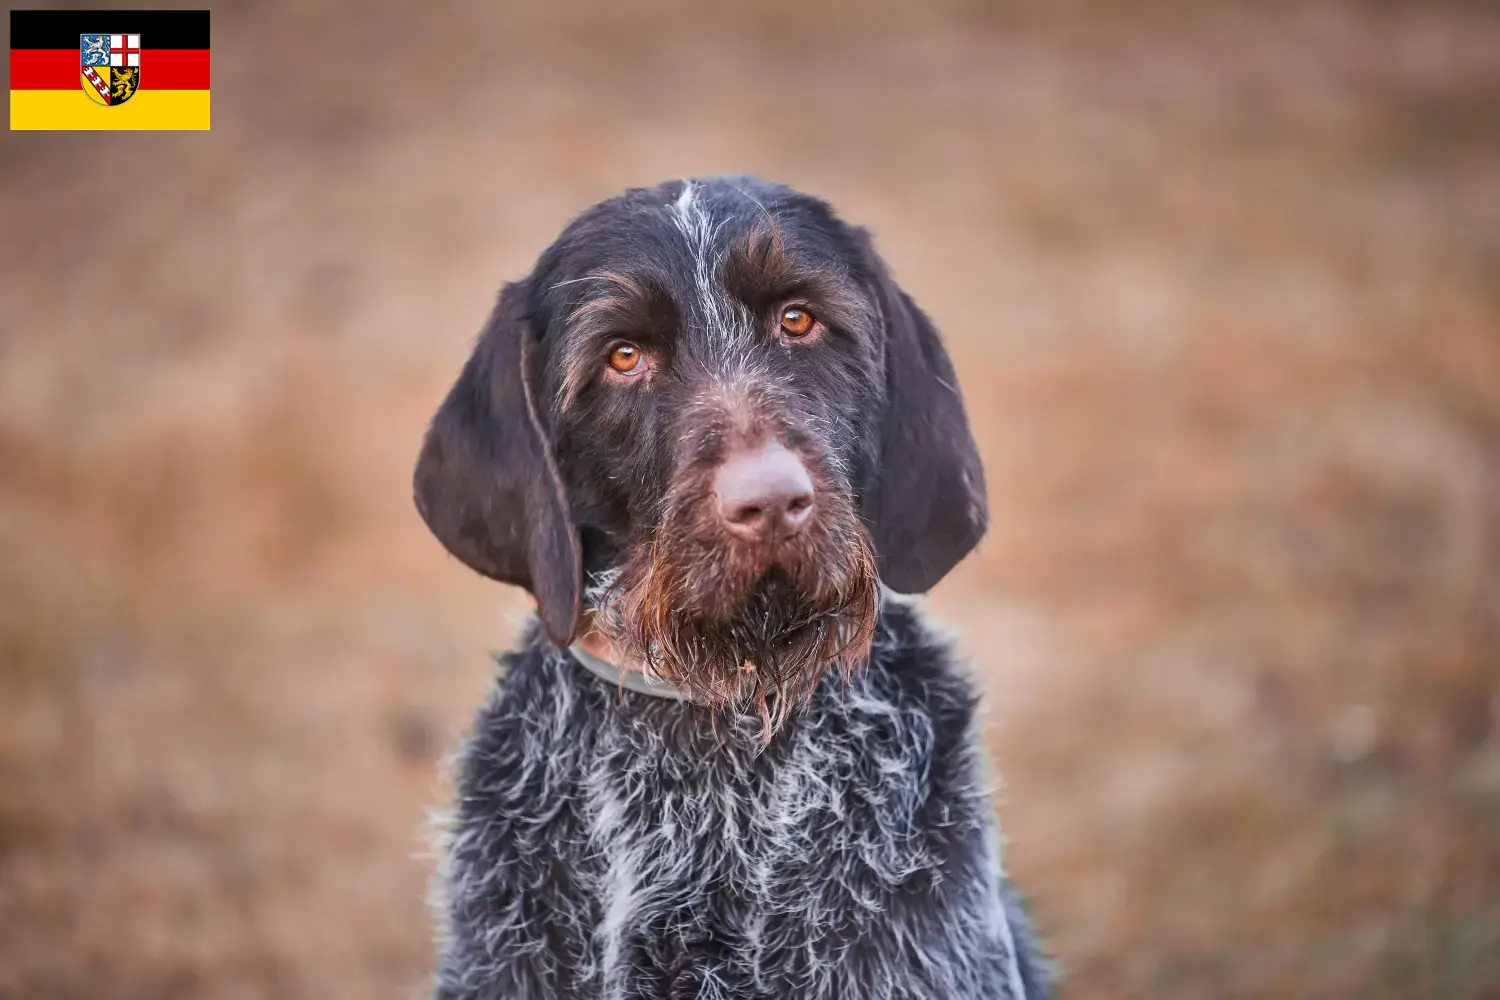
3 1 1499 997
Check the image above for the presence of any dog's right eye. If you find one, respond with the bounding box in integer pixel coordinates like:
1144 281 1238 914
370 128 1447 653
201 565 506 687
608 343 645 375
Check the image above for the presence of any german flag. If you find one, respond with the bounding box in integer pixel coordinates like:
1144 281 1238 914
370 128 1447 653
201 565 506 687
10 10 209 130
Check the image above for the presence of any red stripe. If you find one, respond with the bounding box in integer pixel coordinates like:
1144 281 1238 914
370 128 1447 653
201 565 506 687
9 50 75 89
142 49 210 90
10 49 209 90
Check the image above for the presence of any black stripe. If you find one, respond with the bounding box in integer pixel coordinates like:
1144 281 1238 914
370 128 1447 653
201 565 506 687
9 9 209 50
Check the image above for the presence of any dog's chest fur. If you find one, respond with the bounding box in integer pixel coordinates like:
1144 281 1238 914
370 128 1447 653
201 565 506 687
434 601 1045 999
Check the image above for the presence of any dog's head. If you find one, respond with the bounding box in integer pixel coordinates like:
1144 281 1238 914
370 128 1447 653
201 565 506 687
415 177 986 726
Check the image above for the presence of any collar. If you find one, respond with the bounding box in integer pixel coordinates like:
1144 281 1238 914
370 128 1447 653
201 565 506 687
568 642 697 703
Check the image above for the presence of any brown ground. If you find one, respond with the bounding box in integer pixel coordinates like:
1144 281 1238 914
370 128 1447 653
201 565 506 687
3 2 1499 997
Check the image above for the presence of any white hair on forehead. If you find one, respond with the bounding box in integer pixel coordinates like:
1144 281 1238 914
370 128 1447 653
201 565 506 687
670 180 755 352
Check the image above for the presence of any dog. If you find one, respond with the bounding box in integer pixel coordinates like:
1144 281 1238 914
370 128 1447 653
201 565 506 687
416 176 1052 999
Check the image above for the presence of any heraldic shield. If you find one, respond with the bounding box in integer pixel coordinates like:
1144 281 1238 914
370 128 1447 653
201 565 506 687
80 33 140 106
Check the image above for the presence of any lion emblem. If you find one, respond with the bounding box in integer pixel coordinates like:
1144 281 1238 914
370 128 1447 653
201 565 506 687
111 67 139 102
81 34 109 66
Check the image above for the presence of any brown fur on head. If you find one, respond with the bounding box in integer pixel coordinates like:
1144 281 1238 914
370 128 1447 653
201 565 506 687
413 177 987 735
593 386 880 733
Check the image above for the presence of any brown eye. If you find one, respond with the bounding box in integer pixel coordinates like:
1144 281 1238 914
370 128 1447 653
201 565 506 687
608 343 644 375
780 306 815 338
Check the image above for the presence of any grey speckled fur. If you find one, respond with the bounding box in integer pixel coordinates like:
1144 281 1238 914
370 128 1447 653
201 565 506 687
431 597 1051 999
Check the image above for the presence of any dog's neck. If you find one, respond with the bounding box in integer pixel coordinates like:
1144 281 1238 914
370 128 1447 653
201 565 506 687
570 629 697 702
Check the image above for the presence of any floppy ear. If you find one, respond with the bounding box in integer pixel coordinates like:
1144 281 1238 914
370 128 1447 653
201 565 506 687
413 282 581 647
858 232 989 593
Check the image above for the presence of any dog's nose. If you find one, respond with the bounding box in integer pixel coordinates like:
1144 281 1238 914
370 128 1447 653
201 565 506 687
714 441 815 541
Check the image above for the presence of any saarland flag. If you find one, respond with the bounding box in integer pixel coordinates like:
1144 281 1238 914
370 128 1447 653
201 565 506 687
10 9 209 130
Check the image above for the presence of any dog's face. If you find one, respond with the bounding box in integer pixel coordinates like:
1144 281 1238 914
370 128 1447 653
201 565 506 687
415 177 986 726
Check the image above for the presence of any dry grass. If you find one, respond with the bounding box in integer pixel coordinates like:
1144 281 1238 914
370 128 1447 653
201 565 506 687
2 2 1498 997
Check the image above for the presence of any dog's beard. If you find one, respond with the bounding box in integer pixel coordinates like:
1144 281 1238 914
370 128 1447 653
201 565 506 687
593 490 878 738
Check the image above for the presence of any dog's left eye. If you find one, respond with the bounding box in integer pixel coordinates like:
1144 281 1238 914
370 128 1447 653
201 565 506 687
780 307 815 338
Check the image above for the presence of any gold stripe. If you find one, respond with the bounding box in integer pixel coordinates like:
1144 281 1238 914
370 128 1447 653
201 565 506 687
10 89 210 131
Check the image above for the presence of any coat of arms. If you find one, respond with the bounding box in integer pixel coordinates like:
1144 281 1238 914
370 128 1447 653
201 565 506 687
80 33 140 106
